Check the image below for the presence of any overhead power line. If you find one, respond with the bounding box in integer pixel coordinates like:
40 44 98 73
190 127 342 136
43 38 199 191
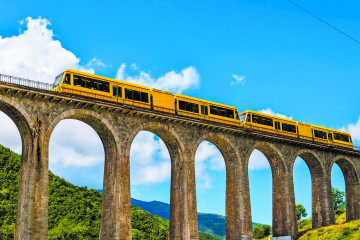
287 0 360 45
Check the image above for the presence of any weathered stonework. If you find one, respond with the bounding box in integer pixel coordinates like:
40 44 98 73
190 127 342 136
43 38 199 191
0 82 359 240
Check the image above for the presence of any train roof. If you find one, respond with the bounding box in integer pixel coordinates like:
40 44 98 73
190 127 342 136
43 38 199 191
64 69 151 90
240 110 297 123
175 94 238 110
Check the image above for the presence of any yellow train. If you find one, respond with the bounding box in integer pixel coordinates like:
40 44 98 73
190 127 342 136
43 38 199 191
239 110 353 148
52 69 353 149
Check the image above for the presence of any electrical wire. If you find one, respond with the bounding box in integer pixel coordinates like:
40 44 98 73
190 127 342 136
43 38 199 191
287 0 360 45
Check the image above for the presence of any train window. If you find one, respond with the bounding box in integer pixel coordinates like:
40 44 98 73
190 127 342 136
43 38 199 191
275 122 280 130
333 133 349 142
252 114 273 127
98 80 110 93
239 113 246 123
314 130 327 139
73 75 110 93
64 74 71 84
113 86 122 97
235 111 239 120
210 106 234 118
201 105 208 115
73 75 86 88
247 114 251 122
53 73 64 88
282 123 296 133
125 88 149 103
178 100 199 113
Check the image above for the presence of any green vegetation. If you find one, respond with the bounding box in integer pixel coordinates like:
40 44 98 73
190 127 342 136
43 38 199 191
131 198 263 239
296 204 308 221
299 217 360 240
253 224 271 239
333 187 346 216
0 144 218 240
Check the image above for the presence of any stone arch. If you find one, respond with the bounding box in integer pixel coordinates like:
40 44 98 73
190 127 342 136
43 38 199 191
246 141 294 237
0 94 33 149
125 121 189 240
245 141 287 173
191 132 240 166
43 109 121 239
330 155 360 221
292 149 332 228
0 95 37 239
125 121 185 159
192 132 252 239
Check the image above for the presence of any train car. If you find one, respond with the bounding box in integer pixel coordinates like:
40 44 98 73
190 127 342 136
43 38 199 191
175 94 240 126
239 110 298 137
52 69 151 109
239 110 354 149
311 125 353 148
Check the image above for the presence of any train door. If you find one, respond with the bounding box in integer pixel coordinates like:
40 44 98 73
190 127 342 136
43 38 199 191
150 95 153 110
175 99 178 115
201 105 208 119
275 121 280 131
328 132 333 144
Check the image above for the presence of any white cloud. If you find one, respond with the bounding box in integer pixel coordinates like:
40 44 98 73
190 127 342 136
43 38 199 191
116 63 200 93
248 149 270 170
49 120 104 167
0 17 96 84
0 111 22 154
130 132 171 185
258 107 293 120
231 74 245 85
195 141 225 190
340 116 360 143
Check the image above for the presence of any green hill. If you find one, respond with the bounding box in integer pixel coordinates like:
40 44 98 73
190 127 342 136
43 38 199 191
299 216 360 240
0 144 218 240
129 198 263 239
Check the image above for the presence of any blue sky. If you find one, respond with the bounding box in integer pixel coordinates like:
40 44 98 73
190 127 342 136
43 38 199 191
0 0 360 226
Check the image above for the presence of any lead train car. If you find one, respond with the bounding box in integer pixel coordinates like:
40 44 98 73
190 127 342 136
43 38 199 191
52 69 238 125
239 110 353 149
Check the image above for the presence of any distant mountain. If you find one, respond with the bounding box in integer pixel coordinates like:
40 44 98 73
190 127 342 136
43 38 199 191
95 194 263 239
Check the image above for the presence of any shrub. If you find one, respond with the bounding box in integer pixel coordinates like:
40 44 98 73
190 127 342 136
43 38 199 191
253 224 271 239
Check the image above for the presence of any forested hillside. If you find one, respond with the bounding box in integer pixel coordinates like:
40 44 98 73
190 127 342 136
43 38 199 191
0 144 218 240
131 198 262 239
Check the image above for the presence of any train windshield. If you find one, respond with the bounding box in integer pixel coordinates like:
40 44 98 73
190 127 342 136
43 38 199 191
53 73 64 88
239 113 246 123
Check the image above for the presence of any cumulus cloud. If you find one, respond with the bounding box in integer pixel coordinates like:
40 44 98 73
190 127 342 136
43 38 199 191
0 17 96 83
248 149 270 170
116 63 200 93
130 132 171 185
340 116 360 143
258 107 293 119
0 112 22 154
231 74 245 85
195 142 225 189
49 120 104 167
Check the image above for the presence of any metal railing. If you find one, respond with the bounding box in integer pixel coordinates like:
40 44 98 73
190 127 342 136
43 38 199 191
0 74 359 152
0 74 53 91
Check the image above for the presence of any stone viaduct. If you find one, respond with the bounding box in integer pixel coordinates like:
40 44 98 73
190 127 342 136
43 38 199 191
0 74 359 240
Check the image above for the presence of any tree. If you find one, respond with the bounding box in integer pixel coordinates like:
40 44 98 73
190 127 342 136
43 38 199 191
296 204 307 221
253 225 271 239
332 187 345 215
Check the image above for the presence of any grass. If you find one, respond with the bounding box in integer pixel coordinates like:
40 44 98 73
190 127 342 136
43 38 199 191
299 213 360 240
